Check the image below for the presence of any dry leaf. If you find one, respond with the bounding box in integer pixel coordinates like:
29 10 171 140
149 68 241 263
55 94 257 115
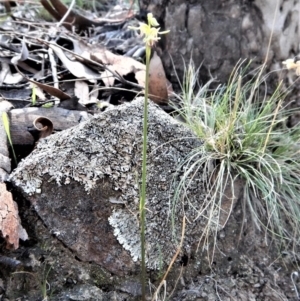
70 38 92 60
30 83 46 101
0 182 28 249
31 78 71 100
148 51 168 104
10 42 69 99
33 116 54 140
74 81 90 104
91 49 146 87
89 84 99 103
14 65 70 100
0 63 23 85
100 69 115 87
11 39 29 65
49 43 100 83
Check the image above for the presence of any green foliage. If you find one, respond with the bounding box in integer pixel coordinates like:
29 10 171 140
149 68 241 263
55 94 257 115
173 60 300 255
2 112 17 165
42 102 54 108
40 265 52 300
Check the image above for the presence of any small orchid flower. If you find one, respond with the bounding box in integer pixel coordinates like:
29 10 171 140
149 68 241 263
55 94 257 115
129 15 169 299
129 13 169 47
282 58 300 76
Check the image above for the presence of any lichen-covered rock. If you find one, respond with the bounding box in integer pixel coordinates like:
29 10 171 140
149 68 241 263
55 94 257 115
56 284 128 301
10 98 208 274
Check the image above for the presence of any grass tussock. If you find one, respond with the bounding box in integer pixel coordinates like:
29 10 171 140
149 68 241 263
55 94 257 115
172 60 300 255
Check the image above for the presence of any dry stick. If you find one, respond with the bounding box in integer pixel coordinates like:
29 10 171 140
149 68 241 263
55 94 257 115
48 47 59 90
11 16 76 32
151 216 186 301
167 265 184 300
41 0 134 30
40 0 62 21
56 0 76 28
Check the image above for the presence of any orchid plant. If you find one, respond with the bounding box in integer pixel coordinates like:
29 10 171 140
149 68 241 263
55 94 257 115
129 13 169 300
282 58 300 75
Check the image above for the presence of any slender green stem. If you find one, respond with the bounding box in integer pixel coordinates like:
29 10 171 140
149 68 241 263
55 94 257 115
128 12 168 299
140 45 151 301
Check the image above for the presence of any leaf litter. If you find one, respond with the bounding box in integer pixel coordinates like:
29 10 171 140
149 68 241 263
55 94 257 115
0 0 172 250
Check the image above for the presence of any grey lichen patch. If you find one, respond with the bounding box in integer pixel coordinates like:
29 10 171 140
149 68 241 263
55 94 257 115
10 98 208 270
10 100 143 195
109 211 140 262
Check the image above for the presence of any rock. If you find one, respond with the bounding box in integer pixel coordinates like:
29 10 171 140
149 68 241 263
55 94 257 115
139 0 299 84
10 98 209 275
58 284 104 301
56 284 129 301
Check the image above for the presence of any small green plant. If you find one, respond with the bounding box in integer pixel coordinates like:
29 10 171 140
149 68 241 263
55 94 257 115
2 112 17 165
42 102 54 108
172 60 300 259
129 13 169 300
12 264 53 301
40 265 52 301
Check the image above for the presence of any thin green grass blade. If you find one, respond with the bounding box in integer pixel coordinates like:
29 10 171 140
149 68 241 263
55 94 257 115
2 112 17 165
172 60 300 259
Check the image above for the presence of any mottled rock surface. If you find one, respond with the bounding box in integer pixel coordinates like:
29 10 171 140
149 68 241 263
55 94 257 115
140 0 299 84
10 98 208 274
56 284 128 301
